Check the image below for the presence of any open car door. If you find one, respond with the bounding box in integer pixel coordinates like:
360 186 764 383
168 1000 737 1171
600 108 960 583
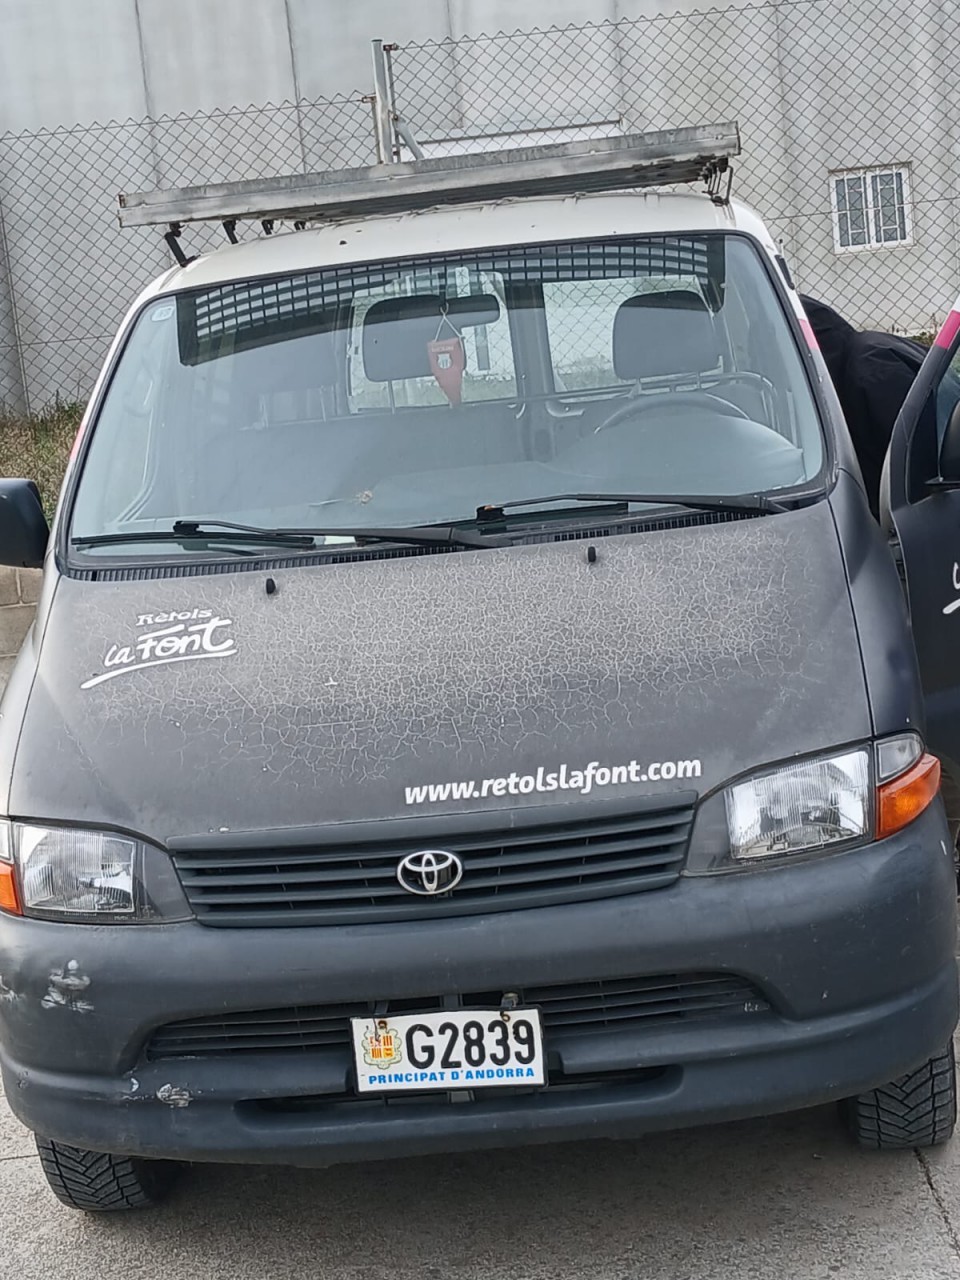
882 302 960 778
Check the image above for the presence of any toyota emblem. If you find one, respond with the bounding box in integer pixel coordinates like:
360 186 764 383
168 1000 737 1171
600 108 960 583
396 849 464 896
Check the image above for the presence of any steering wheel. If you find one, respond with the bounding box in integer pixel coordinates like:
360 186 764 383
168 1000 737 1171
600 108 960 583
594 391 751 434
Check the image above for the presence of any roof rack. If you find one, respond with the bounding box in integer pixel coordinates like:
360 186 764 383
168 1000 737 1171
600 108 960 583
118 123 740 236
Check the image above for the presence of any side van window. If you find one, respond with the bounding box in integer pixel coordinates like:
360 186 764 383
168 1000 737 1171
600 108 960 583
936 345 960 446
901 340 960 499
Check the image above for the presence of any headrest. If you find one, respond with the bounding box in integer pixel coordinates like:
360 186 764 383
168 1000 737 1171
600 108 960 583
612 290 720 380
363 293 501 382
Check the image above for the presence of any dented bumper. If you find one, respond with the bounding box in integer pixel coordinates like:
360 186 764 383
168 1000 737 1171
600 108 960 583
0 805 957 1167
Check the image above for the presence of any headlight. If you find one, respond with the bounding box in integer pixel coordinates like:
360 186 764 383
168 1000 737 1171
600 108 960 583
687 734 939 873
18 826 137 916
725 748 871 862
0 822 192 923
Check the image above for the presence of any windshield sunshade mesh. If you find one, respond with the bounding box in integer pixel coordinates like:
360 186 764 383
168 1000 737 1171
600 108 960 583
179 236 720 365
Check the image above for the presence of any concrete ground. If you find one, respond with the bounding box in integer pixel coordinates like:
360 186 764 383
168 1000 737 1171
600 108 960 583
4 1068 960 1280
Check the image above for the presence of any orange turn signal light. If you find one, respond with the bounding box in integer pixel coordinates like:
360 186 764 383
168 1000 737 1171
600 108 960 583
0 861 21 916
877 753 941 840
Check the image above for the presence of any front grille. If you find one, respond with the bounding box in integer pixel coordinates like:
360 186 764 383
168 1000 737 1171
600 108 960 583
522 972 770 1030
170 799 695 927
146 972 769 1061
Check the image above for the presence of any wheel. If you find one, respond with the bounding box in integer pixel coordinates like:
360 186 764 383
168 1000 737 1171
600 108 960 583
35 1136 179 1211
842 1043 957 1150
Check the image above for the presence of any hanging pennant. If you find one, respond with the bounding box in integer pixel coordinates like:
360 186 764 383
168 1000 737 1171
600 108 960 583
427 308 466 405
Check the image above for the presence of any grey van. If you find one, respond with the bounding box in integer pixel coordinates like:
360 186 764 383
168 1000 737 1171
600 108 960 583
0 135 958 1210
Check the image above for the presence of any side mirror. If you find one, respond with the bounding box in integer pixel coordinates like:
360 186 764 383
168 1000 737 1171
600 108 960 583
0 480 49 569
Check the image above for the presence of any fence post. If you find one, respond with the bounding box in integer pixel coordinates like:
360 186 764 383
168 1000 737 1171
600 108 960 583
371 40 395 163
0 165 28 416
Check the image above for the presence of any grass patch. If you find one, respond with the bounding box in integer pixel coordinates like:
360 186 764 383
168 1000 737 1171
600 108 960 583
0 399 83 519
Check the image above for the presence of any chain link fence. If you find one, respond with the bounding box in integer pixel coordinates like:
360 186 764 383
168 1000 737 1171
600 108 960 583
384 0 960 340
1 0 958 413
0 94 376 412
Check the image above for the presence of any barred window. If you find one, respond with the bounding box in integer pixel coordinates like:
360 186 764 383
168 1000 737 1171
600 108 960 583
830 166 912 252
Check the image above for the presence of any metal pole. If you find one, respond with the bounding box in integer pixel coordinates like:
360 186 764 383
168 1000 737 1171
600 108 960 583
394 118 425 162
371 40 395 164
0 162 29 415
384 44 425 161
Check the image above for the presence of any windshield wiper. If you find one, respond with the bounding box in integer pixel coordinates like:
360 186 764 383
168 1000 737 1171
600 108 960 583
171 519 504 549
475 491 787 522
72 524 317 551
72 518 504 552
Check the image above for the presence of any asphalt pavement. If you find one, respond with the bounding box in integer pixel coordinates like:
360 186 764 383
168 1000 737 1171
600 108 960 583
4 1061 960 1280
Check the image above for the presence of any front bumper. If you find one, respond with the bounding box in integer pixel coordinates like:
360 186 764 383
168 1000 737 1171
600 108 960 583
1 805 957 1167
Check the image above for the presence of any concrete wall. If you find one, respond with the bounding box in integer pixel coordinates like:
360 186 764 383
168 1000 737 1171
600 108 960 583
0 567 38 689
0 1 777 132
380 0 960 333
773 0 960 335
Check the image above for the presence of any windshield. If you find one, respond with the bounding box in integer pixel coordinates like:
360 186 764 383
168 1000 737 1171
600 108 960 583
70 233 824 555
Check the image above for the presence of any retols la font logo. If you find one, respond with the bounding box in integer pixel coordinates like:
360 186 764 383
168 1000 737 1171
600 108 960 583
81 608 238 689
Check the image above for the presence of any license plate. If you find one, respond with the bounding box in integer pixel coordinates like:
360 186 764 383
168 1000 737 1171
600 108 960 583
351 1007 545 1094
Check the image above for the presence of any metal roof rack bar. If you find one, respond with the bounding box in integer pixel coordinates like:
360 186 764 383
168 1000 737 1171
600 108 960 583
117 123 740 229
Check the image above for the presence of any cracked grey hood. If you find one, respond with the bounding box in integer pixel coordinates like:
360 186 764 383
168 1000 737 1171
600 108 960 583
9 504 869 841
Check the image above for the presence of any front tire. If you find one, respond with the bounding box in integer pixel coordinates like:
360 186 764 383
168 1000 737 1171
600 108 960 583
842 1043 957 1150
36 1136 179 1211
